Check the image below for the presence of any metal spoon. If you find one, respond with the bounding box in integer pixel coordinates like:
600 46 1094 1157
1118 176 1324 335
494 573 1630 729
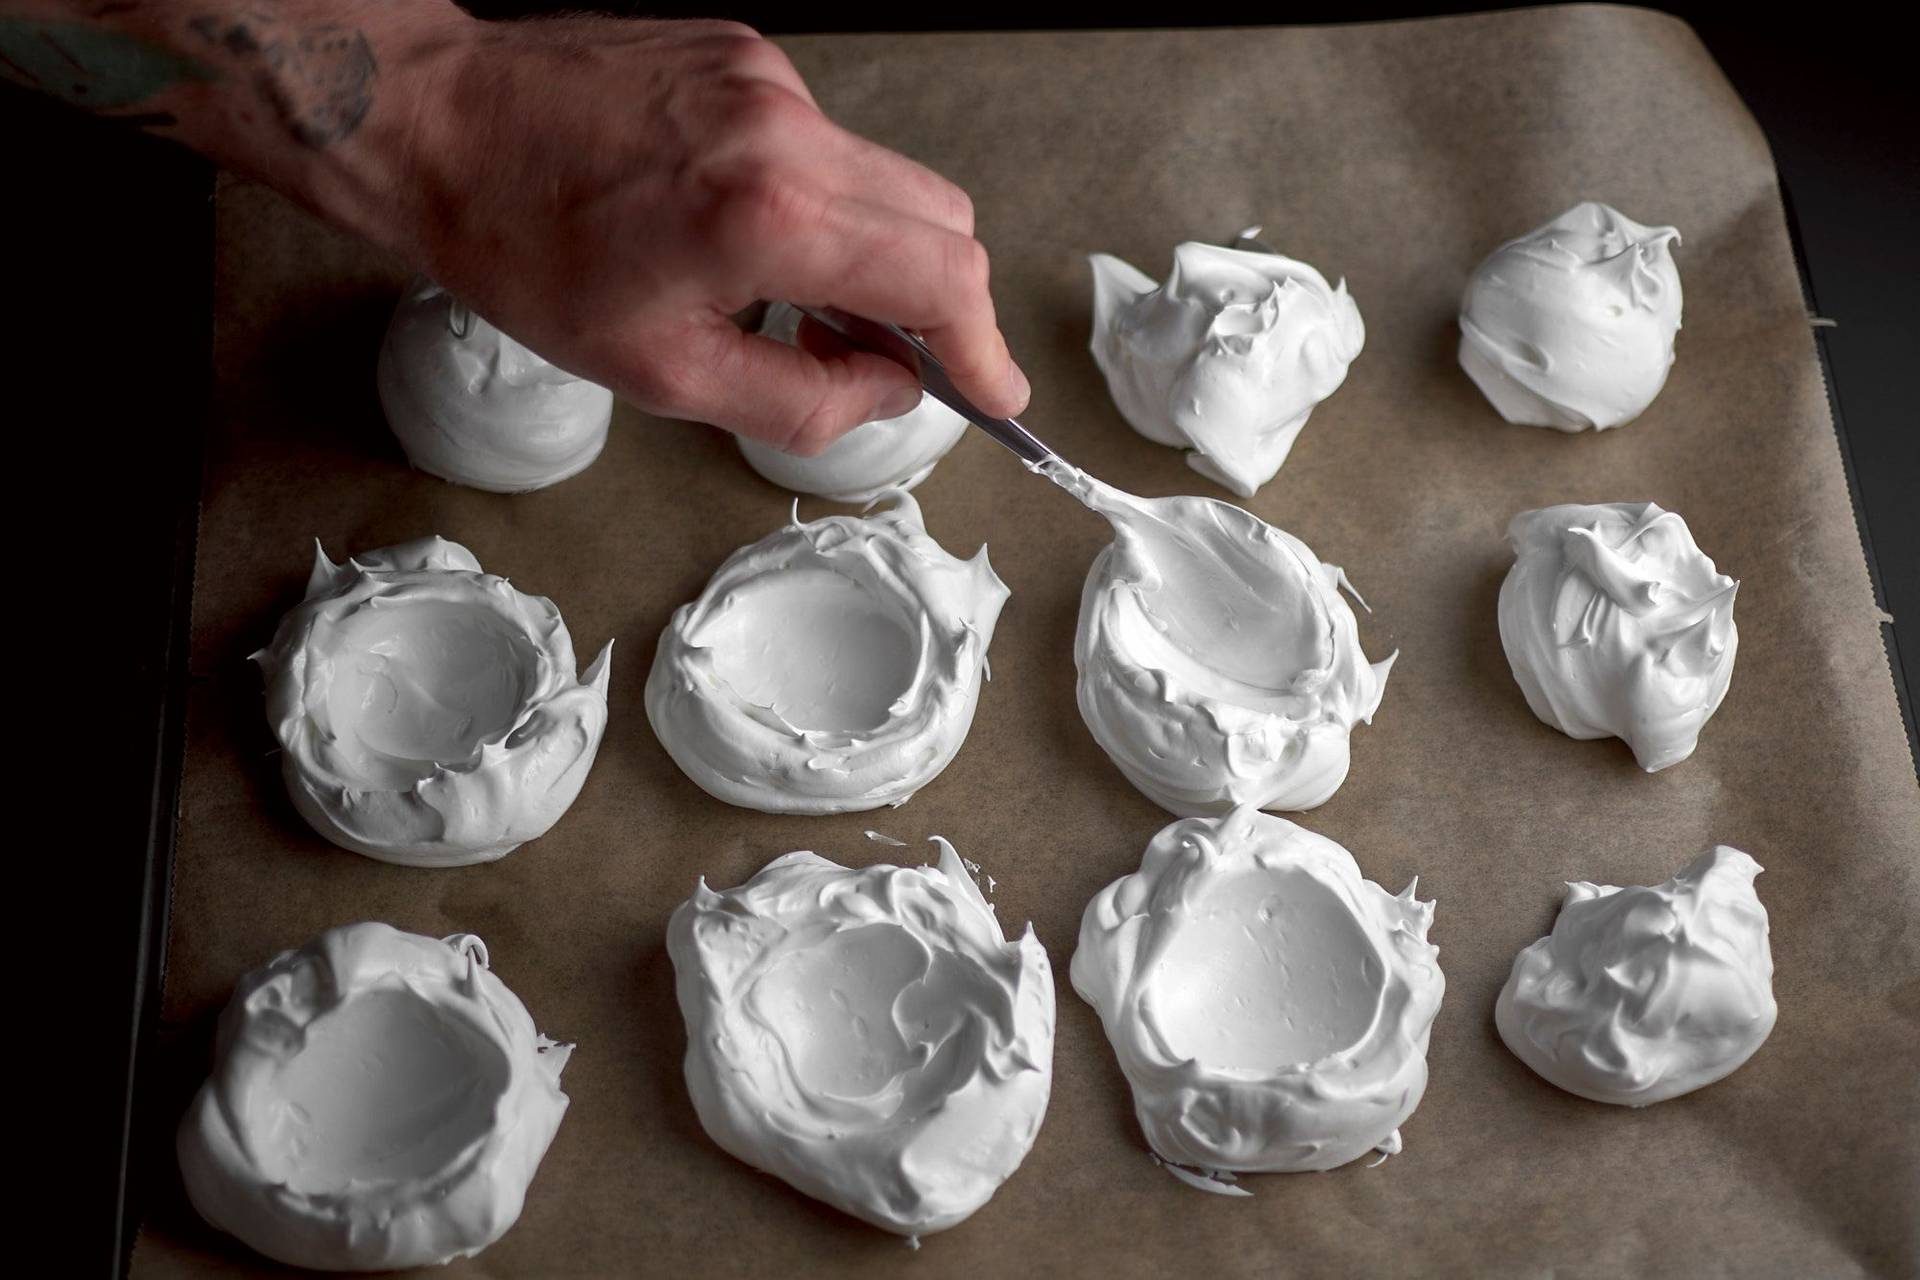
791 305 1061 470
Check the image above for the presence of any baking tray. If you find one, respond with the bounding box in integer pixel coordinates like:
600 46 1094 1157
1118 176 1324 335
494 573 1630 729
122 8 1920 1277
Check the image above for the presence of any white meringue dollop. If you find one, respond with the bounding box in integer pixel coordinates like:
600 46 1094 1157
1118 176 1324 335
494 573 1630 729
668 838 1055 1236
178 923 573 1270
736 303 971 503
1056 465 1393 816
377 277 614 492
1072 807 1443 1173
1499 501 1737 771
645 491 1007 814
1458 201 1683 431
1090 235 1364 497
1497 846 1776 1106
254 536 613 866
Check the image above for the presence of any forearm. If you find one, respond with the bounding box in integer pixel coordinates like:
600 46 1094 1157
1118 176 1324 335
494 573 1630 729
5 4 1030 441
0 0 473 256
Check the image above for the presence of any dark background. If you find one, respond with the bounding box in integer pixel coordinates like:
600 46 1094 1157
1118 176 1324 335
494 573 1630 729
10 5 1908 1276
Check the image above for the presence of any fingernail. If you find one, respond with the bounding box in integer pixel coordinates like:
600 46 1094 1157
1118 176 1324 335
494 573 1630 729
1005 361 1031 412
873 384 922 422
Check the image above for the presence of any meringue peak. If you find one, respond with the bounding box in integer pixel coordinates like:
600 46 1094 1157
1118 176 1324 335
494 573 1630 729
1500 501 1737 771
256 536 613 864
1059 463 1392 815
1458 201 1683 431
1090 238 1364 497
1497 845 1775 1106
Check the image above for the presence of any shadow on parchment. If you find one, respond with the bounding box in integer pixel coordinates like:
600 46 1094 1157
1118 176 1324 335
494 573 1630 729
231 286 401 469
633 935 702 1148
1467 559 1521 714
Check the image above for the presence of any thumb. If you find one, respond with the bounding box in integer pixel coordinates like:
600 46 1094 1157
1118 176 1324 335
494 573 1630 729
661 322 923 456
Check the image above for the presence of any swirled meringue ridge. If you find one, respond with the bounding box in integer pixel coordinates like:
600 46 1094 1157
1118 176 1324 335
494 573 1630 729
1458 201 1682 431
1090 237 1364 496
253 536 613 866
668 838 1054 1235
1072 807 1443 1172
377 276 613 492
645 491 1007 813
178 923 572 1270
1498 501 1736 771
1064 469 1393 815
1497 846 1775 1105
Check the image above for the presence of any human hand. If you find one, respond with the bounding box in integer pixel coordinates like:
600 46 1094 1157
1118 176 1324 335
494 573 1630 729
388 15 1029 454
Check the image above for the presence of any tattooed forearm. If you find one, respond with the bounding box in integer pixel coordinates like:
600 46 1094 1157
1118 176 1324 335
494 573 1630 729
1 1 377 148
4 0 469 259
0 19 213 109
187 11 375 147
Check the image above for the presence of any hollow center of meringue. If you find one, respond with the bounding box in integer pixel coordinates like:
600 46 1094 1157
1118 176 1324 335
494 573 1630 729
705 569 918 732
1129 502 1333 690
1149 867 1383 1069
327 600 535 771
748 924 926 1099
247 987 510 1192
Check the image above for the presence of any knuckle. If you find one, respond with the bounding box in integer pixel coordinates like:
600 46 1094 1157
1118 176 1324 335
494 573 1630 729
781 396 855 457
938 180 975 234
720 78 804 140
614 351 692 416
722 32 799 83
946 234 991 294
771 360 871 456
707 163 818 255
701 20 763 42
791 408 860 458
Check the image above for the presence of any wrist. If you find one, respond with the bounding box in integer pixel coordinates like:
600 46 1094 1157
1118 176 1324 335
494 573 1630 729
252 0 479 263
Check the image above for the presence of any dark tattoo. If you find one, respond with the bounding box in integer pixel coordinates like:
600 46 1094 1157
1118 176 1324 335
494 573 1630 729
261 26 376 147
188 14 376 148
0 8 375 151
0 20 214 109
187 14 260 57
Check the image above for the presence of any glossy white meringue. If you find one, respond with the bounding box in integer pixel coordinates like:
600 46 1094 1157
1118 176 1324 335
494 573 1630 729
1089 234 1364 497
668 837 1054 1235
1497 846 1776 1106
1458 201 1683 431
1054 464 1393 815
736 303 970 503
178 923 572 1270
1073 807 1443 1173
645 491 1007 813
253 536 613 865
377 276 613 492
1499 502 1737 771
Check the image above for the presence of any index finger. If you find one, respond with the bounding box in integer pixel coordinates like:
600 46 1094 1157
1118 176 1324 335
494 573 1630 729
725 186 1028 418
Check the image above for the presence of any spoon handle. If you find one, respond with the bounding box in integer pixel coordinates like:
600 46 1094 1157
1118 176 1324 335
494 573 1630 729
792 305 1059 468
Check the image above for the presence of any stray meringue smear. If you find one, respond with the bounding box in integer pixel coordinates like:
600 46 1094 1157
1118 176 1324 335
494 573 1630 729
1090 235 1363 496
1499 501 1737 771
668 837 1054 1236
1053 464 1392 815
178 924 573 1270
1497 846 1775 1105
646 491 1007 813
737 303 971 503
1458 201 1682 431
253 536 613 866
377 276 613 492
1073 807 1443 1174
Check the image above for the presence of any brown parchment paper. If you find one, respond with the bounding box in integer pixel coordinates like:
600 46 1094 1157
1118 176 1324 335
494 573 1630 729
132 6 1920 1277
